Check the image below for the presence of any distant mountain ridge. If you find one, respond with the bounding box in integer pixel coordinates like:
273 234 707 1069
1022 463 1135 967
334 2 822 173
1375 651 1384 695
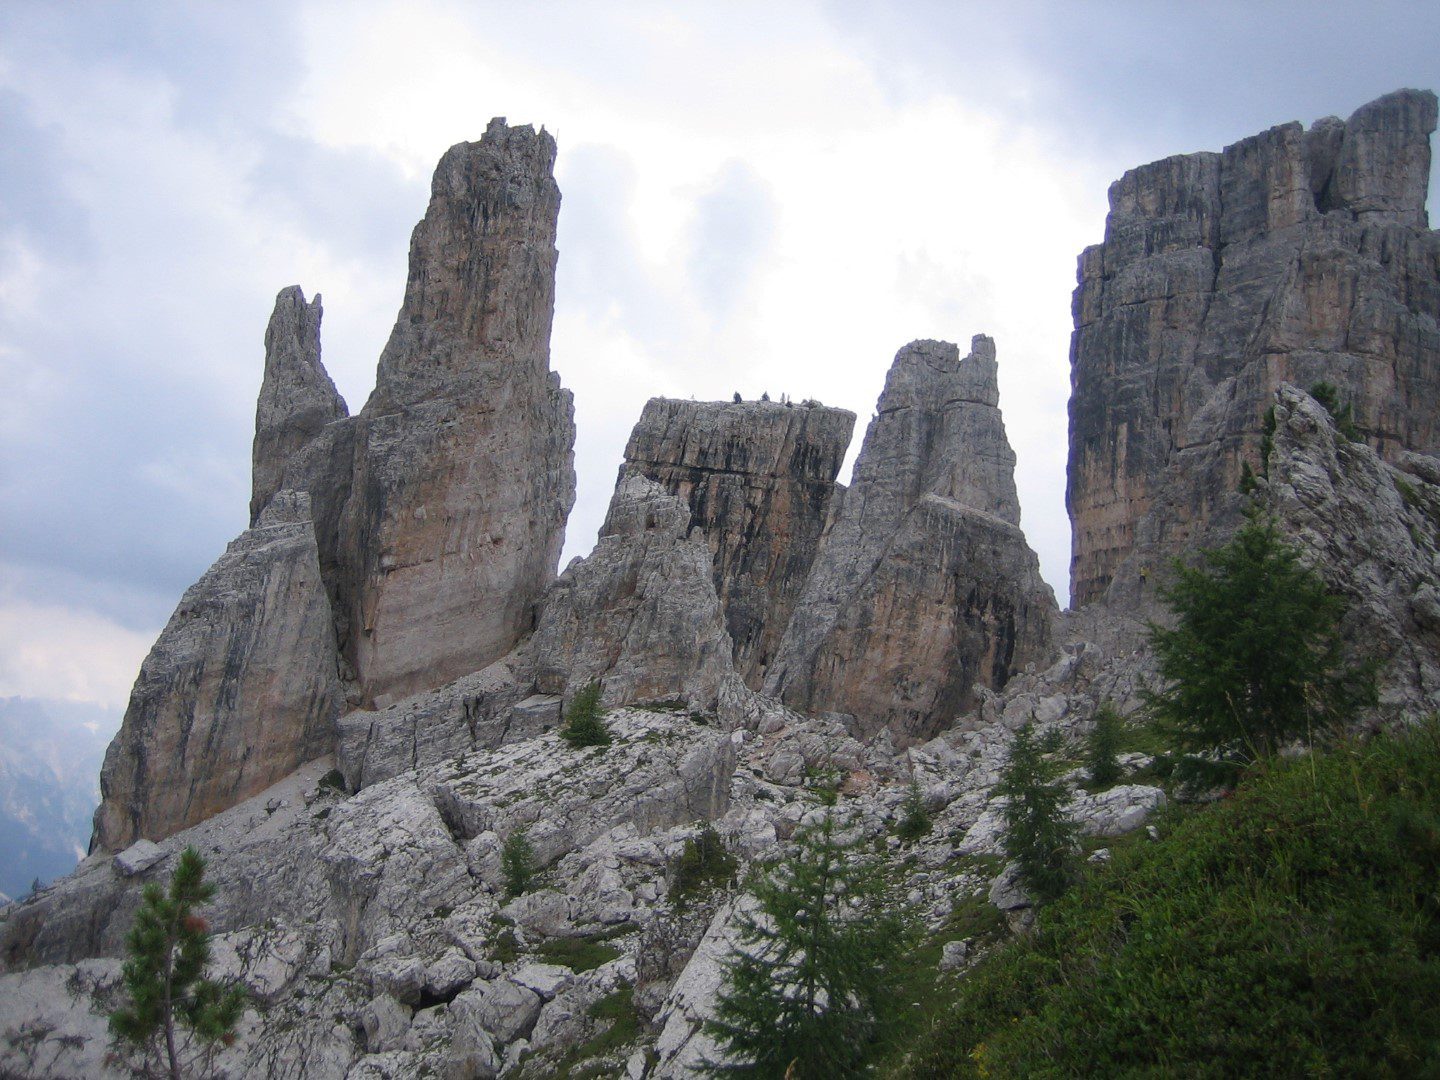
0 697 116 901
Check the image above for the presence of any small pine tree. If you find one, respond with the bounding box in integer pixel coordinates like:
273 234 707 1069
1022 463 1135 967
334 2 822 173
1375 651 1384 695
895 779 932 842
1084 705 1125 789
110 847 245 1079
1147 514 1376 790
996 725 1079 905
559 682 611 748
501 829 537 898
704 813 910 1077
1309 382 1361 442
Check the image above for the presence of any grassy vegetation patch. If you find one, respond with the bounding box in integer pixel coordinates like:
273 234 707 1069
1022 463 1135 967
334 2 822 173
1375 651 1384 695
892 720 1440 1078
535 936 623 973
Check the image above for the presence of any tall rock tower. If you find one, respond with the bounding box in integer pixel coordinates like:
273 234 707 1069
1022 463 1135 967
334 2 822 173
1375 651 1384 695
92 120 575 851
1068 89 1440 608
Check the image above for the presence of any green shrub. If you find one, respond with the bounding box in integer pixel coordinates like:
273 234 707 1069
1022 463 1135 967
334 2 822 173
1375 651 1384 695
670 825 737 907
1309 381 1361 441
996 725 1078 905
901 719 1440 1077
501 828 537 898
560 682 612 748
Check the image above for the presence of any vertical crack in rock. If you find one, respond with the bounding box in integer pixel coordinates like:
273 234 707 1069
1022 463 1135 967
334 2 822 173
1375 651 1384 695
1068 88 1440 609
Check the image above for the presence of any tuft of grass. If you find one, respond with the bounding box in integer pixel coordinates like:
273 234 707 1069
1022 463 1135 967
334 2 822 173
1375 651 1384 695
535 936 623 973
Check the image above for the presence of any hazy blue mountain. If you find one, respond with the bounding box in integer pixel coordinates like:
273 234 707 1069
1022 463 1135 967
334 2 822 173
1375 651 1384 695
0 697 118 901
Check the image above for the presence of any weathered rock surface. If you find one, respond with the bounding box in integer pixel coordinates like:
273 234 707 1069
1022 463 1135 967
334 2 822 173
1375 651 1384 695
765 337 1056 741
1262 384 1440 714
530 474 736 709
335 655 536 791
1068 89 1440 608
620 398 854 685
332 119 576 706
249 286 348 525
91 491 343 851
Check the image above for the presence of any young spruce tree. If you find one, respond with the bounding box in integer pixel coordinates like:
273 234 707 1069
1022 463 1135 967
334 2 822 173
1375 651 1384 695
559 681 612 748
996 724 1079 905
110 847 245 1080
1147 513 1376 790
704 813 908 1078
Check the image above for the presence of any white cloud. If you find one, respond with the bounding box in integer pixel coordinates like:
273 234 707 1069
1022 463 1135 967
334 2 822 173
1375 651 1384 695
0 601 155 710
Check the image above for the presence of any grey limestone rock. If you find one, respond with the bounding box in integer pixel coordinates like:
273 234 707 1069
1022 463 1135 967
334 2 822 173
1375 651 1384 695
91 491 343 851
336 655 533 791
765 337 1056 742
620 397 854 686
530 474 736 710
1262 383 1440 715
1068 89 1440 609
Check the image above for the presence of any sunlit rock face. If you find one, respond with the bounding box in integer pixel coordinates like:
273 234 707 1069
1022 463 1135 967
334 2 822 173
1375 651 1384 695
765 337 1056 742
618 397 854 687
1068 89 1440 609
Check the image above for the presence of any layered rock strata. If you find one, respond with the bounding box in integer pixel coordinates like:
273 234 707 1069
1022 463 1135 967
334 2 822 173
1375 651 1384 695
765 337 1056 741
529 474 735 709
1068 88 1440 608
91 491 343 852
619 398 853 685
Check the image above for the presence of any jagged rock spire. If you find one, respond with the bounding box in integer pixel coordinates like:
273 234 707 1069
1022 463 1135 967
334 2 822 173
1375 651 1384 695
250 286 347 525
765 336 1055 742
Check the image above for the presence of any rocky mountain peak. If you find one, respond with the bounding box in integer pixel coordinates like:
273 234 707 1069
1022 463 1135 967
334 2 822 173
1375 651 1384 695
765 336 1053 741
369 118 560 412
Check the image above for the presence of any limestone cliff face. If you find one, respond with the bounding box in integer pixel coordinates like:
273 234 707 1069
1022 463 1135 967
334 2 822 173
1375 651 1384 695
1068 89 1440 608
619 398 853 686
249 288 348 526
765 338 1056 741
255 119 576 708
91 492 343 851
529 474 736 710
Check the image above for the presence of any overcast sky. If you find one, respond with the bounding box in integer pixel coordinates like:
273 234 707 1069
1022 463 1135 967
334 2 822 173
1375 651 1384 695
2 1 1437 719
